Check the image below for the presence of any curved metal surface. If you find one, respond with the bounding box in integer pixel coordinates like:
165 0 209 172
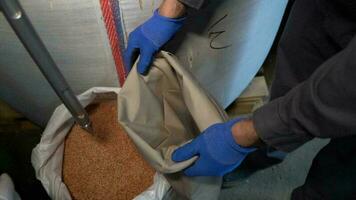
0 0 118 126
172 0 288 108
0 0 287 126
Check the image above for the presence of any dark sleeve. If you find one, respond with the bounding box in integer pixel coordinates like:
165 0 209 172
252 36 356 152
178 0 204 9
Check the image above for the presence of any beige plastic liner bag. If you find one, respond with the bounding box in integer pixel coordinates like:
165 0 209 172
118 51 228 200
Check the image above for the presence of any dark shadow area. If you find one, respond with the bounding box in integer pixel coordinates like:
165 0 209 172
0 130 50 199
222 148 284 188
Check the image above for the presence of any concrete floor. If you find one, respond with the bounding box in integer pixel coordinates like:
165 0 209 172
219 139 329 200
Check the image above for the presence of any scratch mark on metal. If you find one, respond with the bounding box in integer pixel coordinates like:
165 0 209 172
138 0 143 10
208 14 228 32
49 0 54 10
208 14 232 50
151 0 155 13
209 31 232 49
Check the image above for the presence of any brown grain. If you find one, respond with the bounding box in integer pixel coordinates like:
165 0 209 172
63 100 155 200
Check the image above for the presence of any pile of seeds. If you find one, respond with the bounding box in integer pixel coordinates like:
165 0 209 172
62 100 155 200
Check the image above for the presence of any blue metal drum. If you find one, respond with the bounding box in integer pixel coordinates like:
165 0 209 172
172 0 288 108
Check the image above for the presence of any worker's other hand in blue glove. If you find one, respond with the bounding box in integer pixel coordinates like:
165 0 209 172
172 118 259 176
124 7 186 75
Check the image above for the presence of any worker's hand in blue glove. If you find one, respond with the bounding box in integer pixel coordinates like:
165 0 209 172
124 9 185 75
172 118 257 176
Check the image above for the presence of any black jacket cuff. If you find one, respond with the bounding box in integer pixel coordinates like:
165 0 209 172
252 97 311 152
178 0 204 9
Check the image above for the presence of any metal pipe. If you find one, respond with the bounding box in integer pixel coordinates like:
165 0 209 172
0 0 92 133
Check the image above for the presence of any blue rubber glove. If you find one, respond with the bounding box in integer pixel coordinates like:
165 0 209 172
124 9 185 75
172 119 256 176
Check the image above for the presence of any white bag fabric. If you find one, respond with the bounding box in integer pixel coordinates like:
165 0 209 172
0 173 21 200
31 87 169 200
133 173 170 200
